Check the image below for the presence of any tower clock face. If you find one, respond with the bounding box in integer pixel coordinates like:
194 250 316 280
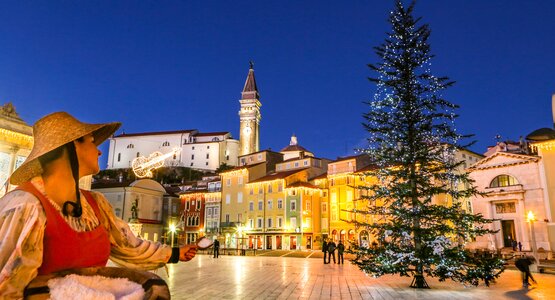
243 126 252 135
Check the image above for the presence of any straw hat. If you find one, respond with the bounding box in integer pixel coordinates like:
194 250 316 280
10 112 121 185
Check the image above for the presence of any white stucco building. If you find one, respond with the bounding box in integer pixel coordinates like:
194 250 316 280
468 151 551 252
106 130 239 171
92 179 167 242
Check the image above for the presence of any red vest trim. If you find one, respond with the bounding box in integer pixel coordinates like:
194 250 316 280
17 182 111 275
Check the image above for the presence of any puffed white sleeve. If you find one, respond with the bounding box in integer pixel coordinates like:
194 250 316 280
0 190 46 299
89 191 173 270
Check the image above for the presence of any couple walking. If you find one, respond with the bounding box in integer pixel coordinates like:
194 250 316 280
322 239 345 264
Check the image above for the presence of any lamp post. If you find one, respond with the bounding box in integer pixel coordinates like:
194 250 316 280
169 223 176 248
527 211 538 263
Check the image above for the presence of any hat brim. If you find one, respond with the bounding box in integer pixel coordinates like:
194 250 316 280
9 121 121 185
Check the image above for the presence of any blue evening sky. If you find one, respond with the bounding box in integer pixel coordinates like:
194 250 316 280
1 1 554 168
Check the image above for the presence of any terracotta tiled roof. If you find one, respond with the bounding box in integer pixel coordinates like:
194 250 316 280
248 168 308 184
193 132 230 137
280 144 309 152
238 149 284 158
332 154 367 163
286 181 319 189
218 162 265 174
114 129 197 138
309 173 327 181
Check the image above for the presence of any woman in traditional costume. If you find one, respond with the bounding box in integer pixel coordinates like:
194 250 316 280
0 112 196 298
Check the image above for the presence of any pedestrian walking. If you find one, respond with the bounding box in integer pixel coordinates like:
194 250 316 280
512 240 517 251
322 239 328 264
327 240 337 264
518 242 522 252
515 256 537 288
213 239 220 258
337 240 345 264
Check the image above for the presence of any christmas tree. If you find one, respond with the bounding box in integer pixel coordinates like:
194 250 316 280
350 0 504 288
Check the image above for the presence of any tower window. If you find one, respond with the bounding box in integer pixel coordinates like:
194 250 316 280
162 141 170 147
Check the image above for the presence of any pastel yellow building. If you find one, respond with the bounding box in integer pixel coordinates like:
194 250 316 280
0 103 33 196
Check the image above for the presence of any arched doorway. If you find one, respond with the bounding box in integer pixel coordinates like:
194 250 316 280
348 229 355 242
340 229 346 242
331 229 338 242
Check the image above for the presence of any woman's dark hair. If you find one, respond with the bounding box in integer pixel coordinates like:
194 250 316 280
38 137 84 217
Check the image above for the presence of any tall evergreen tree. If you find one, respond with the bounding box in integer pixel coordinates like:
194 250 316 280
350 0 504 288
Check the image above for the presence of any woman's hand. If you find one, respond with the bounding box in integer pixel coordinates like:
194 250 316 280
179 244 198 262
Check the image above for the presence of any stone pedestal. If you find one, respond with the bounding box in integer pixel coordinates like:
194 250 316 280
128 220 143 238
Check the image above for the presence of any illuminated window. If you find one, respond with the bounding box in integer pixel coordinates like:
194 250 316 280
277 199 283 209
490 175 518 188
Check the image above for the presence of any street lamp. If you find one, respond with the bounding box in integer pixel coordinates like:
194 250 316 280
526 211 538 263
169 223 176 248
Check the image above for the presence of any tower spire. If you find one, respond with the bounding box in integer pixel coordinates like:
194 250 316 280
242 61 259 100
238 62 262 155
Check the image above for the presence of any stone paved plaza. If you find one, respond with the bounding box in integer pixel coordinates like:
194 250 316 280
156 254 555 300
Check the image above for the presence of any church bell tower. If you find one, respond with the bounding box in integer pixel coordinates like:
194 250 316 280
239 62 261 156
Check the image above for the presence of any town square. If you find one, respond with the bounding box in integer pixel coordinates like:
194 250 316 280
1 0 555 299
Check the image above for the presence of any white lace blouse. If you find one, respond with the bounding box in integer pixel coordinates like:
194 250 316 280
0 177 172 299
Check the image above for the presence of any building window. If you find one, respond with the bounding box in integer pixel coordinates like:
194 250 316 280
186 201 190 211
192 146 195 150
278 199 283 209
117 153 121 162
258 187 263 194
249 201 254 211
291 200 296 211
206 162 209 166
267 200 273 210
249 187 254 195
294 162 299 167
191 154 195 160
277 217 283 227
226 178 231 186
206 153 209 159
237 213 242 222
237 192 243 203
162 141 170 147
268 184 273 193
306 201 311 211
136 152 140 158
225 194 230 204
127 144 134 149
207 145 210 149
196 200 201 210
278 182 283 192
249 219 254 229
238 177 243 185
257 154 262 160
190 162 193 166
225 214 230 223
322 202 328 213
490 175 518 188
304 161 308 166
258 201 263 211
290 217 297 229
257 218 263 228
267 218 272 228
